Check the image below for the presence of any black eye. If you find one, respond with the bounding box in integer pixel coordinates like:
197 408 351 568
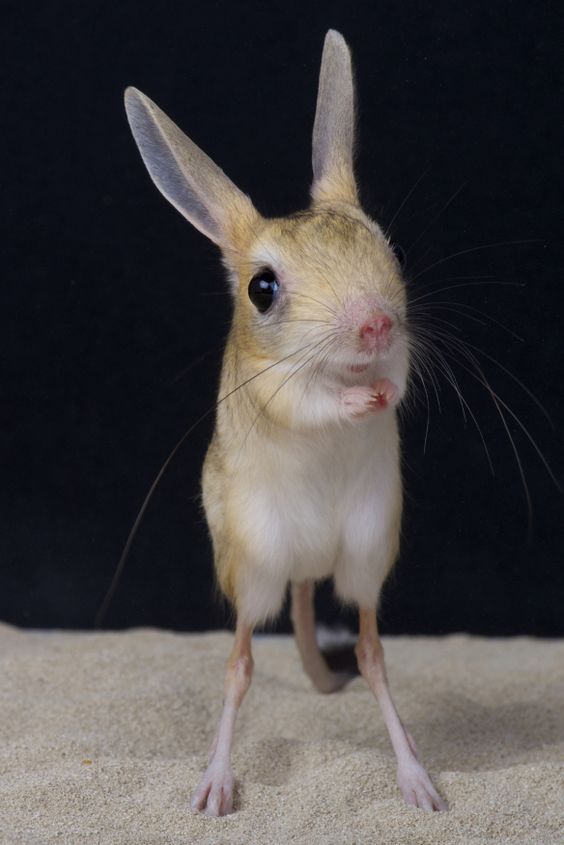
390 242 407 268
248 269 279 313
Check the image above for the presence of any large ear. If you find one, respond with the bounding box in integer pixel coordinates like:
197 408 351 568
311 30 358 206
124 87 260 251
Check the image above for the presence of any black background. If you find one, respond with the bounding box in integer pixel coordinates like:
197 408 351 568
2 1 563 634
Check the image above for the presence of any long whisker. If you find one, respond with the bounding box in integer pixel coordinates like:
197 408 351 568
410 239 540 283
413 334 494 472
411 299 524 342
324 274 345 310
283 335 340 416
415 349 443 415
385 167 430 235
440 335 559 488
408 279 525 306
406 182 467 268
167 347 221 386
273 318 334 326
411 312 553 427
418 325 559 500
406 347 434 451
410 330 494 462
244 333 341 442
454 338 554 428
416 273 495 289
438 339 535 529
297 335 341 410
426 343 467 422
94 337 325 627
292 290 340 318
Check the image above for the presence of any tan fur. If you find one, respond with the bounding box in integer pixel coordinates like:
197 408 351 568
205 204 406 605
125 29 409 617
126 28 448 818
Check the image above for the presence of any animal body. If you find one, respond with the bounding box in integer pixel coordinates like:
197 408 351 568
125 29 447 815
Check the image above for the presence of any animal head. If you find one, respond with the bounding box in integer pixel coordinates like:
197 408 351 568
125 30 408 380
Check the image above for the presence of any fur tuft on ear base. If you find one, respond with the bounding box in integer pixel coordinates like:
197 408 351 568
124 87 260 252
311 30 358 206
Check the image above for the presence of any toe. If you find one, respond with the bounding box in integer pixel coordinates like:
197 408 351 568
220 787 234 816
190 781 209 812
204 787 222 817
420 771 447 812
416 789 434 811
432 792 449 812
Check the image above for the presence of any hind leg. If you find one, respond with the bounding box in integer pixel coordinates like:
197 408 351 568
355 607 447 811
290 580 351 694
191 619 253 816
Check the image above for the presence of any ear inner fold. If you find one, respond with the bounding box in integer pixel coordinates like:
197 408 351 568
311 30 359 205
124 86 259 250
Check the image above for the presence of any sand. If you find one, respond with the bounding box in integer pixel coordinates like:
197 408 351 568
0 625 562 845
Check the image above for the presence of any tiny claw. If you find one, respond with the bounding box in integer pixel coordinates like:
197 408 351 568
341 378 399 420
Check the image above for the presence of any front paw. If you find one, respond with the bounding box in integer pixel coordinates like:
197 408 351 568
341 378 398 420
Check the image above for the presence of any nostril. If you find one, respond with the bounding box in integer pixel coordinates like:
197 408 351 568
359 312 392 342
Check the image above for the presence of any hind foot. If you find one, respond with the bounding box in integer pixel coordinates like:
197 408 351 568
191 759 235 817
397 759 448 812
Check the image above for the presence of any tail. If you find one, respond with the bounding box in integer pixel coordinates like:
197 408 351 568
290 581 357 694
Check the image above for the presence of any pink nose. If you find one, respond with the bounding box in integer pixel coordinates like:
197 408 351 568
359 311 393 350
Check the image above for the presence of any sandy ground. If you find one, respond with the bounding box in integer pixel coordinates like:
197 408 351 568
0 624 562 845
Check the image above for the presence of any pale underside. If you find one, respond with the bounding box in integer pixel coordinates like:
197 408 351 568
202 378 404 626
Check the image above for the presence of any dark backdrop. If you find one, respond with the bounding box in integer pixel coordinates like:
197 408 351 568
2 0 563 634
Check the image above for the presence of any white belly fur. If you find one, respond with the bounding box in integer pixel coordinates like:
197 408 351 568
233 411 402 625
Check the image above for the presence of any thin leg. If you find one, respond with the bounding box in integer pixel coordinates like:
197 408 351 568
191 620 253 816
290 581 351 694
355 608 447 811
